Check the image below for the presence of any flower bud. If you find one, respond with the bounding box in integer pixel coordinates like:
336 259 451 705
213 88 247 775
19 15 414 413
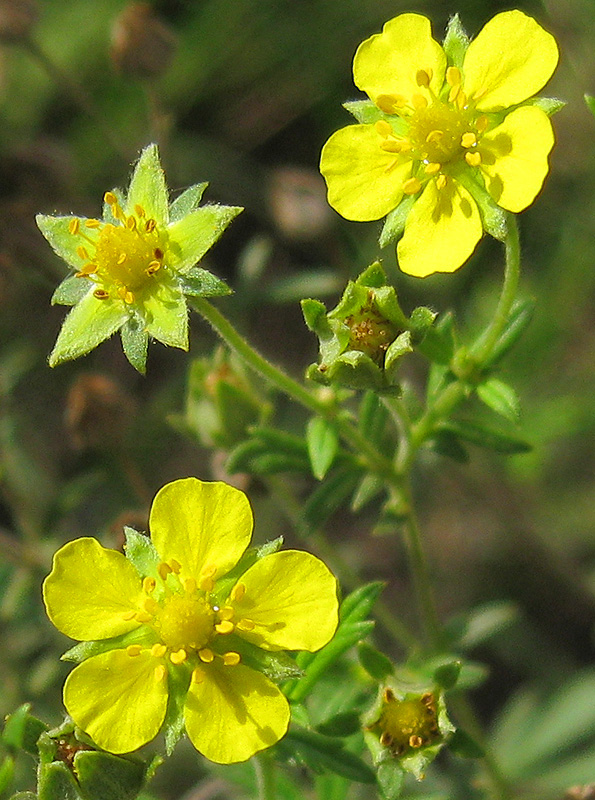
0 0 39 43
110 2 176 80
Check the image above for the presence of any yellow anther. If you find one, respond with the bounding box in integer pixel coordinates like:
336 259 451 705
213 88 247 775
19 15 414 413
143 576 156 593
123 290 134 304
409 735 424 748
424 162 441 175
436 174 448 190
380 140 404 153
199 648 214 663
237 618 255 632
231 582 246 602
219 607 234 621
375 119 393 137
192 667 205 684
151 643 167 658
134 204 145 218
476 115 489 133
456 90 468 110
416 68 432 88
127 645 142 657
183 577 197 594
223 652 241 666
76 246 89 260
170 648 188 665
202 564 217 578
425 130 444 144
199 577 214 592
376 94 406 114
68 218 80 235
465 152 481 167
461 132 477 148
215 620 234 635
126 216 137 231
122 610 136 621
170 559 181 574
117 253 127 265
412 94 428 110
135 610 153 623
85 219 101 229
93 289 109 299
446 66 461 87
104 192 117 206
145 219 156 232
154 665 167 682
403 177 422 195
76 263 96 277
448 84 461 104
143 597 159 614
158 562 172 581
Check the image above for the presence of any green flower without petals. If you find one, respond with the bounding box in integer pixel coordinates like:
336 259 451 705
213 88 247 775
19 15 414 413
37 144 242 373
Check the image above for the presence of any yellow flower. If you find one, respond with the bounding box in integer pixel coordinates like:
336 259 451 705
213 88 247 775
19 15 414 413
43 478 338 764
320 11 559 277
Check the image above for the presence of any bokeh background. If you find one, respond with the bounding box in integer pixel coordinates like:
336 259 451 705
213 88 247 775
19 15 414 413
1 0 594 797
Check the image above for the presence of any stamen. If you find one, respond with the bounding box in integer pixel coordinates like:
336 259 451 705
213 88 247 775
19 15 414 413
117 253 127 265
436 175 448 190
199 648 214 663
446 66 461 87
448 85 461 104
104 192 118 206
380 140 404 153
151 643 167 658
456 91 468 110
84 219 101 229
123 290 134 304
183 577 197 594
412 94 428 110
465 152 481 167
215 620 234 635
403 177 422 195
199 577 214 592
192 667 205 683
76 246 89 260
223 652 241 666
424 162 441 175
134 204 145 218
143 597 159 614
383 688 395 703
219 607 234 621
68 219 80 235
376 94 406 114
143 576 156 593
170 648 188 665
122 610 136 620
154 665 167 682
76 263 96 277
416 69 432 88
93 289 109 299
158 562 172 581
231 582 246 602
476 115 489 133
126 216 137 231
375 120 393 137
170 559 181 574
380 732 393 746
135 610 153 623
127 645 142 657
409 735 424 748
154 247 164 259
145 219 156 233
461 132 477 148
236 618 255 631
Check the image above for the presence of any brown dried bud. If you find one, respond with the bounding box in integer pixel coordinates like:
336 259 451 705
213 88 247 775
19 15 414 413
110 2 176 80
65 373 135 451
0 0 39 42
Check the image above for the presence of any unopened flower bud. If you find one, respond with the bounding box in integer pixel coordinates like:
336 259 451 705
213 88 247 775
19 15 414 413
0 0 39 42
110 2 176 80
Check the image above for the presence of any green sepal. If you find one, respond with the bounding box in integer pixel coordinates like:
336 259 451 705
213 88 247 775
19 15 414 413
343 100 384 124
52 276 90 306
526 96 565 116
123 527 160 578
477 377 521 423
301 298 331 336
309 351 385 390
162 663 190 756
377 759 405 800
8 792 37 800
167 205 243 274
120 316 148 374
384 331 412 383
179 267 231 297
212 537 284 605
355 261 389 289
142 275 189 350
73 750 146 800
418 311 457 365
306 417 339 480
455 167 507 241
408 306 437 342
315 712 362 738
227 635 302 682
37 759 80 800
284 727 376 784
358 642 395 682
432 660 462 690
448 728 486 759
125 143 169 226
1 704 48 756
61 626 153 664
437 419 531 454
36 215 85 271
442 14 469 69
169 183 209 222
379 195 415 248
481 297 535 368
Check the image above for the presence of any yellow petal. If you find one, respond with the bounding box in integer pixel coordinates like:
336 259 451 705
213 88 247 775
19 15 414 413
230 551 338 652
320 125 410 221
43 538 143 641
479 106 555 212
185 662 289 763
397 178 482 277
149 478 252 582
463 11 558 111
64 649 168 753
353 14 446 105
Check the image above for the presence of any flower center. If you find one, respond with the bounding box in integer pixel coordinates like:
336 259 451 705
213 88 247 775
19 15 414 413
345 303 398 364
68 193 166 304
154 594 214 651
377 689 440 756
407 102 473 165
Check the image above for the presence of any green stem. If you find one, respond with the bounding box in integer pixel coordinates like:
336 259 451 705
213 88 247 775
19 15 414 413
253 752 276 800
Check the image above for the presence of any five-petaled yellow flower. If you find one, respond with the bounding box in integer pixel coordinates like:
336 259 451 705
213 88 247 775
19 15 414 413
43 478 338 763
320 11 559 277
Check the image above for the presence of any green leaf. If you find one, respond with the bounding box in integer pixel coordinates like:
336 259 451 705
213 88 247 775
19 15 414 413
74 751 146 800
169 183 208 222
358 642 394 681
168 205 243 273
52 276 90 306
285 727 376 784
37 761 81 800
315 712 362 738
442 14 470 68
307 417 339 480
120 316 148 374
340 582 385 623
418 311 456 365
377 759 404 799
447 601 518 650
123 527 159 577
438 419 531 455
483 297 535 368
477 378 521 423
49 292 128 367
180 267 231 297
431 429 469 463
432 660 462 690
351 472 384 512
302 465 361 529
586 94 595 119
448 728 485 759
0 755 14 796
125 144 169 226
1 704 48 755
358 391 388 445
379 196 415 248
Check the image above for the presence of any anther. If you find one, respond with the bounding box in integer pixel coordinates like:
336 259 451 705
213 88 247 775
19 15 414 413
158 562 172 581
436 175 448 190
476 115 489 133
85 219 101 229
380 140 404 153
192 667 205 683
76 263 96 277
461 132 477 148
403 177 422 195
117 253 127 265
154 247 164 259
199 577 214 592
465 152 481 167
127 645 142 657
231 582 246 602
145 219 156 232
143 597 159 614
124 290 134 304
151 643 167 658
219 607 234 621
68 219 80 235
376 94 406 114
375 120 393 137
170 648 188 665
236 618 255 631
183 577 196 594
134 204 145 218
135 610 153 623
223 652 241 666
380 732 394 747
446 67 461 86
199 648 214 663
456 91 468 110
409 735 424 748
76 246 89 260
448 84 461 104
154 665 167 682
215 620 234 635
416 69 431 88
93 289 109 299
412 94 428 110
143 576 156 593
170 559 181 574
383 688 395 703
104 192 117 206
126 216 137 231
424 162 441 175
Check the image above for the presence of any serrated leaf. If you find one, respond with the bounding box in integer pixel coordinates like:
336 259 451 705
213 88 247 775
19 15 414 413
307 417 339 480
439 419 531 454
477 378 521 422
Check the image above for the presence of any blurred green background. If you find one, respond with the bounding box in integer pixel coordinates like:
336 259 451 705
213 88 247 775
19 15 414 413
1 0 594 797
